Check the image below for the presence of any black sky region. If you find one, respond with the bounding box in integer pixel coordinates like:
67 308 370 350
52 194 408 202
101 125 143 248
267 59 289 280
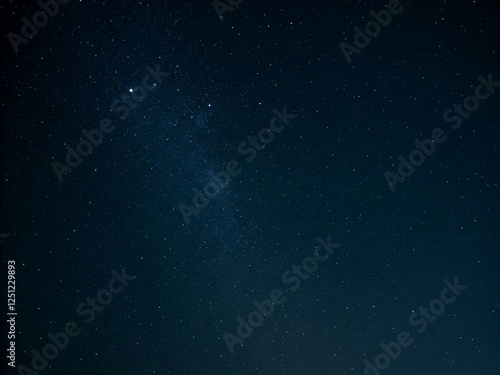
0 0 499 374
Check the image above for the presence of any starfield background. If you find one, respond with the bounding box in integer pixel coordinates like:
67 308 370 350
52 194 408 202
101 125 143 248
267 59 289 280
0 0 499 374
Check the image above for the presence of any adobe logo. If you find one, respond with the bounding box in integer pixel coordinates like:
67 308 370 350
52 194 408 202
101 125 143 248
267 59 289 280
8 0 71 54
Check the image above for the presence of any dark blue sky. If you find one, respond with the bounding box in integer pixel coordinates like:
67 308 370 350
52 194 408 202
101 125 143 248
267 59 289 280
1 0 499 374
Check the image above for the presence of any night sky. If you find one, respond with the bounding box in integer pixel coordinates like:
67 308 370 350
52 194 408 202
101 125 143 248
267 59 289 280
0 0 499 374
